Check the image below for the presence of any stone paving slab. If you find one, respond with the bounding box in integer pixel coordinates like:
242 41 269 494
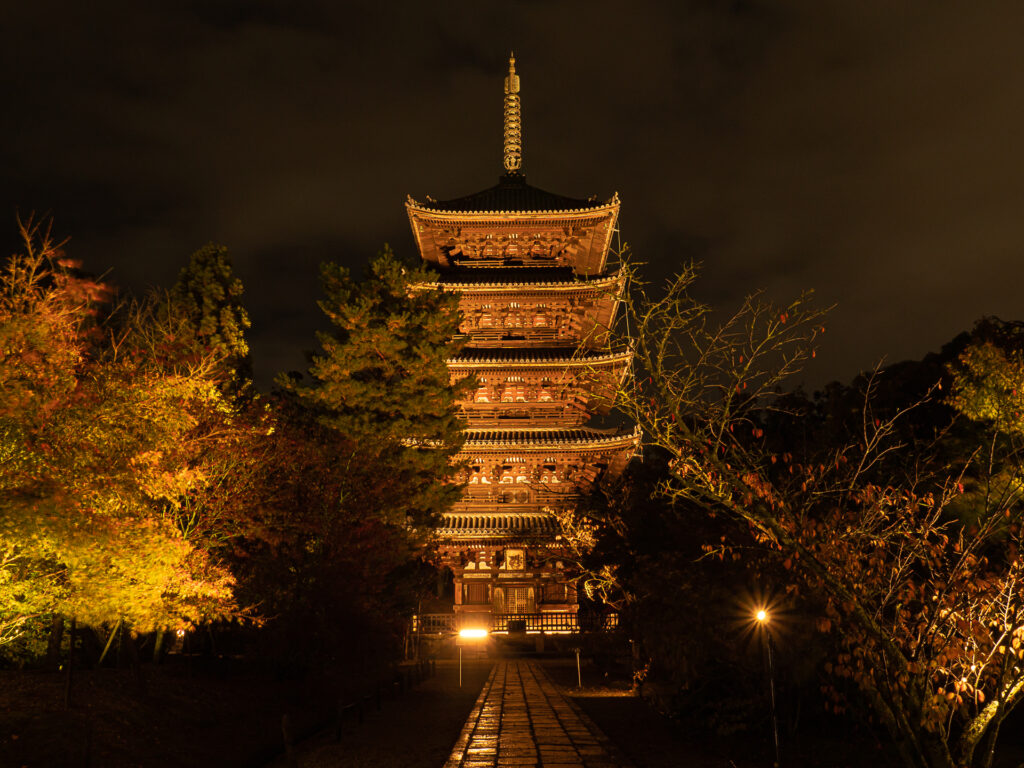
444 661 633 768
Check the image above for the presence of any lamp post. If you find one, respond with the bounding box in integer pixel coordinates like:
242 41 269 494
756 609 781 768
457 628 488 687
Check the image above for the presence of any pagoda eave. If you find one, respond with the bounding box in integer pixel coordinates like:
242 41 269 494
459 426 641 451
406 195 619 220
439 512 558 533
446 349 633 370
411 269 624 294
436 535 566 547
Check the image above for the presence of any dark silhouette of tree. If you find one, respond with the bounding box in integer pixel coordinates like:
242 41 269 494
573 257 1024 768
227 395 436 666
283 246 469 530
232 247 472 665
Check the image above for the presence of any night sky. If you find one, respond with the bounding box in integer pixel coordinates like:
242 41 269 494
4 1 1022 389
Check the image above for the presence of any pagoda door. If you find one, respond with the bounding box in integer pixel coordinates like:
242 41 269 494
505 586 536 614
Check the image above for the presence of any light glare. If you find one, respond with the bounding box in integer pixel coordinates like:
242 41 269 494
756 609 768 622
459 628 488 639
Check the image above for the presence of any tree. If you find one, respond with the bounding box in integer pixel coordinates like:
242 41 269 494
560 448 808 736
227 395 436 666
0 220 248 661
283 246 469 530
588 257 1024 768
947 318 1024 438
169 243 252 392
1 217 106 657
244 247 469 664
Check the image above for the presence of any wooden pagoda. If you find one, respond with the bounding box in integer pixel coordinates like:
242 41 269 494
408 55 639 633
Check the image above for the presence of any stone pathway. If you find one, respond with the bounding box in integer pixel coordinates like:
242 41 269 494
444 661 633 768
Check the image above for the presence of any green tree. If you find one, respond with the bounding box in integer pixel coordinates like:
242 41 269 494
170 243 252 391
948 318 1024 438
250 246 469 665
283 246 469 530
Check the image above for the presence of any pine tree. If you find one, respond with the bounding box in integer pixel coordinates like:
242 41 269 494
170 243 252 389
284 246 469 528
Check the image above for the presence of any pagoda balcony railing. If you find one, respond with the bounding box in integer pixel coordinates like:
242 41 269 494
457 486 580 505
459 413 588 428
490 612 619 633
452 333 611 349
463 324 563 339
412 613 458 633
459 405 589 426
451 254 571 269
464 334 587 348
412 612 619 634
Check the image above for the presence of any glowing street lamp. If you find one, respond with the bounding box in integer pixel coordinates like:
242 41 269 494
457 627 489 687
756 608 781 768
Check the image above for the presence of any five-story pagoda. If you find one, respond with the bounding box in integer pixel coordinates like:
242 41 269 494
408 56 639 633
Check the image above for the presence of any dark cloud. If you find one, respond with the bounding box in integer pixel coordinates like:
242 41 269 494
3 0 1023 388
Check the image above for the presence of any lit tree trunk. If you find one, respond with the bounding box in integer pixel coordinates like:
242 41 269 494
45 615 64 671
957 676 1024 767
64 618 76 710
97 617 123 667
125 627 145 693
974 718 1000 768
152 629 166 663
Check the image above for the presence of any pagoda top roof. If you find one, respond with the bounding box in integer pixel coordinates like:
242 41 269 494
413 173 614 215
408 57 620 276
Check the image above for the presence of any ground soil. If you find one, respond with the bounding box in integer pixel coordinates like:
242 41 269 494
543 657 1024 768
3 651 1024 767
276 658 493 768
541 657 893 768
0 654 425 768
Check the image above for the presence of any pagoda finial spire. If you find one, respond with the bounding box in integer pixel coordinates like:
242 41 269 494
503 52 522 174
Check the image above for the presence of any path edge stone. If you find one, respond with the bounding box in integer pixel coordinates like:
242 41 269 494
443 665 498 768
